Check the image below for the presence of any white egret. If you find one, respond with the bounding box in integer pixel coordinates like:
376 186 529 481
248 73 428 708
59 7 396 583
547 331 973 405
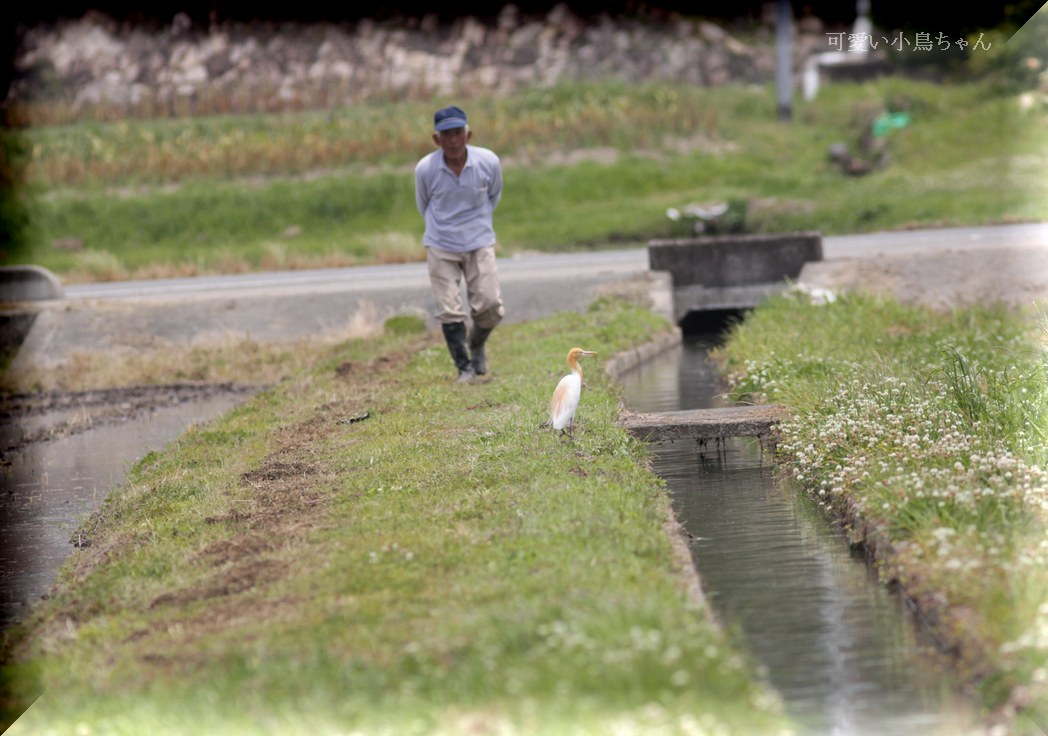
548 347 597 434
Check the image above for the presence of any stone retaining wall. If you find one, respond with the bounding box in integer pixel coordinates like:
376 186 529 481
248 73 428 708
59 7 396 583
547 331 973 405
11 5 837 119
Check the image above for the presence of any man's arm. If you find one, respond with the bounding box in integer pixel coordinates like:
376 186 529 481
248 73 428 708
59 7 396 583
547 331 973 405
488 158 503 210
415 161 430 216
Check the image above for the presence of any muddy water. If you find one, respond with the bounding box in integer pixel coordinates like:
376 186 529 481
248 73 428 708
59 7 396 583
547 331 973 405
618 338 980 736
0 394 247 630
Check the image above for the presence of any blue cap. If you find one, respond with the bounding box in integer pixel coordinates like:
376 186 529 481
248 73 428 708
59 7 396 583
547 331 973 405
434 105 468 131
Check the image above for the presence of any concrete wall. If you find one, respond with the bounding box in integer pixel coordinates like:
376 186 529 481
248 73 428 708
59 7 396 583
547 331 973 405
648 231 823 288
647 231 823 324
0 266 64 302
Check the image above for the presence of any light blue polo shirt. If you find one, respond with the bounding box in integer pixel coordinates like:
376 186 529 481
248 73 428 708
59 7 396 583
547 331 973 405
415 144 502 253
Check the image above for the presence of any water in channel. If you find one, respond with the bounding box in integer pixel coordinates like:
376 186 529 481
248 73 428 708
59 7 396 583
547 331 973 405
618 335 980 736
0 393 247 632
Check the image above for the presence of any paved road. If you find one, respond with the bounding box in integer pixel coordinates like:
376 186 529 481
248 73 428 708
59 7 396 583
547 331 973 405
12 222 1048 372
821 221 1048 257
60 221 1048 302
61 248 652 302
15 247 665 371
802 222 1048 311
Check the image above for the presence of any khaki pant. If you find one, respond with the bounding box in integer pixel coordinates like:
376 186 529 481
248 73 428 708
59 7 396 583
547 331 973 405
426 245 505 328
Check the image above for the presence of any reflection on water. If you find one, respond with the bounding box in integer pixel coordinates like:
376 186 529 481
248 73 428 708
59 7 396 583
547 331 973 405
618 337 730 412
619 336 979 736
0 395 245 630
656 438 976 735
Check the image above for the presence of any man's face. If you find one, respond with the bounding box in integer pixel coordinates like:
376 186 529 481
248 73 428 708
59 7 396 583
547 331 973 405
433 126 471 155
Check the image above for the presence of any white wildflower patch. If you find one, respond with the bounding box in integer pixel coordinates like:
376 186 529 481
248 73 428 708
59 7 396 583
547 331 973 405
776 373 1048 544
789 369 1047 675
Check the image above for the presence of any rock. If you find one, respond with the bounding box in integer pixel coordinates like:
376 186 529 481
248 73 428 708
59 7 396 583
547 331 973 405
827 142 851 163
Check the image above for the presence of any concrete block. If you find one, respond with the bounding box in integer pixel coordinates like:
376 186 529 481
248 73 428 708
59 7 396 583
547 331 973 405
622 405 785 442
648 231 823 288
0 265 64 302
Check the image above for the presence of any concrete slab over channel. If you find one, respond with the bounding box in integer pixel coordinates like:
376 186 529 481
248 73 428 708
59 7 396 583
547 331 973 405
622 405 785 443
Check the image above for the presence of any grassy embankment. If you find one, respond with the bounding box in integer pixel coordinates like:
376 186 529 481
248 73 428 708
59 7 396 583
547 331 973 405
10 77 1047 282
714 291 1048 733
2 299 790 735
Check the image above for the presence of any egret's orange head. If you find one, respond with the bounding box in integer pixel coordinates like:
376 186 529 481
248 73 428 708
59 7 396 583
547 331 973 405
566 347 597 365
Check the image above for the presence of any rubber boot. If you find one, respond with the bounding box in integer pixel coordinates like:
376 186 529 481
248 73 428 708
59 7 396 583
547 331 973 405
441 322 476 383
468 325 495 375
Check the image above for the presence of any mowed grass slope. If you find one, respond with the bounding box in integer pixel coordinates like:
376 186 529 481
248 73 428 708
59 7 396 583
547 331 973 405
2 300 789 735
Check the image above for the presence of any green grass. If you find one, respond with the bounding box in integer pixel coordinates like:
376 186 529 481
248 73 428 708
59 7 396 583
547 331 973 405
713 290 1048 730
2 299 789 735
10 77 1048 281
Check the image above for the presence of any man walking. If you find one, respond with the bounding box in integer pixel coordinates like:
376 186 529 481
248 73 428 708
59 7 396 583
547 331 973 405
415 105 505 383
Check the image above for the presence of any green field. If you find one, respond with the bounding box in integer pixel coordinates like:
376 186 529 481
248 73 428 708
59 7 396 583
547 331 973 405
7 77 1047 283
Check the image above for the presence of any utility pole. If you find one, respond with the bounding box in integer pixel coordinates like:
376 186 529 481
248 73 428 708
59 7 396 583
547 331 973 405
775 0 793 121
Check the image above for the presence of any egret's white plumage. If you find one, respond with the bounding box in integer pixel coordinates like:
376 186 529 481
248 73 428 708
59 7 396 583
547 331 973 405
549 347 597 432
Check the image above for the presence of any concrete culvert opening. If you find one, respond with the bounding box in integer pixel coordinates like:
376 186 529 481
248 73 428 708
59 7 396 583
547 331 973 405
678 307 748 336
